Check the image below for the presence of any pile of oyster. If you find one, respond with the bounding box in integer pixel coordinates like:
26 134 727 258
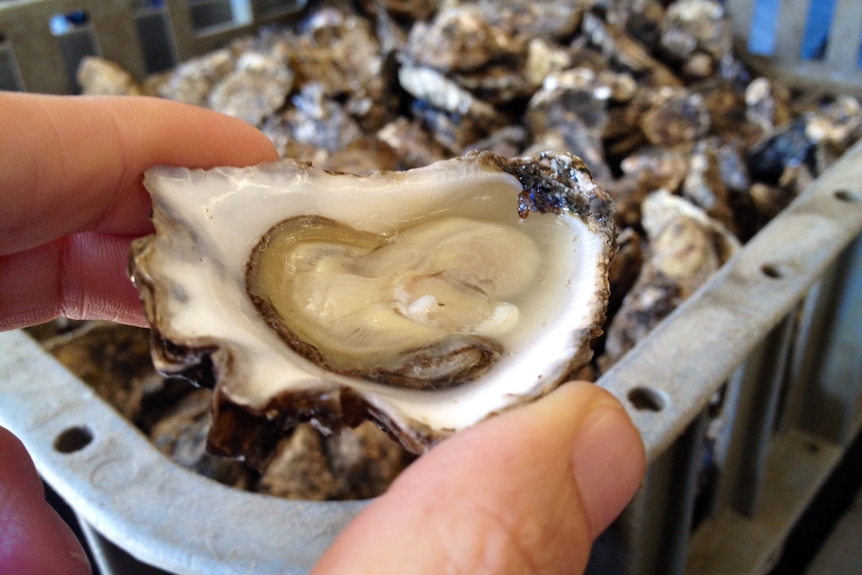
51 0 862 499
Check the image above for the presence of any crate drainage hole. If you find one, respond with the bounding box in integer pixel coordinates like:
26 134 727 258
760 263 784 279
833 189 860 203
54 425 93 453
627 386 667 412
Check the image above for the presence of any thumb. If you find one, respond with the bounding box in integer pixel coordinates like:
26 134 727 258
0 426 91 575
312 381 645 575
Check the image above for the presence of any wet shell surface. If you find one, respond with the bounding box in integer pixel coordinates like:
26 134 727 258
130 151 615 463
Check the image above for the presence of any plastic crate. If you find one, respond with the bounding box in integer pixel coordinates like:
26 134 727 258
0 0 307 93
1 1 861 574
589 3 862 573
590 147 862 575
727 0 862 97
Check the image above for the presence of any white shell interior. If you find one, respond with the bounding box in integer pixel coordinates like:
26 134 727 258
139 159 610 438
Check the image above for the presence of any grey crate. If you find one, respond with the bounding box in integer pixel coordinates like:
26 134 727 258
0 0 306 93
585 7 862 573
590 145 862 575
727 0 862 96
1 1 861 575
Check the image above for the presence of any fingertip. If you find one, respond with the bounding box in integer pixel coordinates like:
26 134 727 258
568 391 645 538
125 95 280 166
516 380 645 538
46 506 93 575
314 381 645 575
0 427 91 575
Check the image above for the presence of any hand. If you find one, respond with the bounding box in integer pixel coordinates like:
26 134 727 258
313 381 644 575
0 425 92 575
0 92 279 330
0 92 278 574
0 93 645 575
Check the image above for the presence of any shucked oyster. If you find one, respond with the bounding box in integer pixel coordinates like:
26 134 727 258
130 152 615 463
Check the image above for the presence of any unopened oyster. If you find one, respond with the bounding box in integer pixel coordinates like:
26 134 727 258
130 152 615 463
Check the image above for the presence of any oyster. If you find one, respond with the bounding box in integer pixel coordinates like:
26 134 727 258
130 152 615 462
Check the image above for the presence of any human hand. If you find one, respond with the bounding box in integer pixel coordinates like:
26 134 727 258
0 92 645 575
0 425 91 575
0 92 277 574
313 381 644 575
0 92 278 330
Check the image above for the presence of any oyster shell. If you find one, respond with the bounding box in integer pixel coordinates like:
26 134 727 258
130 152 615 462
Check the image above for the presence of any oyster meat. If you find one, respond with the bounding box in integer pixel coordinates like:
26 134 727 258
130 152 615 462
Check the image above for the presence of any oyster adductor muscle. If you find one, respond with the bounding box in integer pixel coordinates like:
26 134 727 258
130 151 615 461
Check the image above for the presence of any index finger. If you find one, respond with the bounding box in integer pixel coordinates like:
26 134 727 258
0 93 279 256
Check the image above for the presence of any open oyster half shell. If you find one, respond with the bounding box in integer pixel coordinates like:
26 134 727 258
130 151 615 464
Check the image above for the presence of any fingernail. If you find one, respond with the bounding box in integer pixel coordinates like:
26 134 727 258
570 403 645 538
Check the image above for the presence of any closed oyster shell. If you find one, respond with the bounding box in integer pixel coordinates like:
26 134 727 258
130 152 615 464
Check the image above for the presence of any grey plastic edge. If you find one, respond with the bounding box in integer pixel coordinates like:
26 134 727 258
597 139 862 462
0 330 367 575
